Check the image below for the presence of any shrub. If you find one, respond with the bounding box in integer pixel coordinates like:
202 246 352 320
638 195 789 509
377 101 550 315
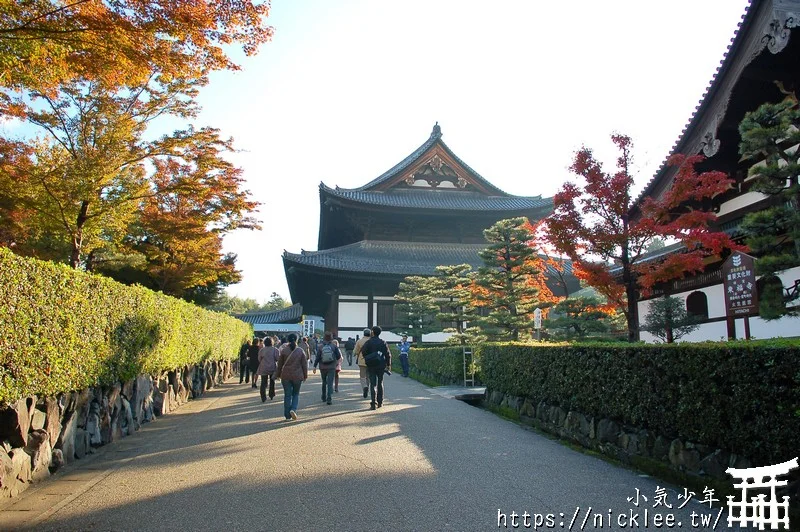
479 341 800 465
406 345 478 385
0 248 251 405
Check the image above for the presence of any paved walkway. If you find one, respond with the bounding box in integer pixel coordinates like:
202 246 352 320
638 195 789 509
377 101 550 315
0 369 738 531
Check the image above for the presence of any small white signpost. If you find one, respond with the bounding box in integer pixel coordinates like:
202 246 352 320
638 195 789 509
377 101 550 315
534 308 542 341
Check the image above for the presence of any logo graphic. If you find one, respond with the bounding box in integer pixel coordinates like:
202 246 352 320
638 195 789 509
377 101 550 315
726 457 798 529
732 254 742 267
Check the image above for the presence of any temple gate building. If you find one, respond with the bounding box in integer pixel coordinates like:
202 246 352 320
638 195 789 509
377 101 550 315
635 0 800 341
282 124 575 341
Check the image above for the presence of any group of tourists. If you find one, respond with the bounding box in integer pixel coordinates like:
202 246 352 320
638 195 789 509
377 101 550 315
237 326 395 420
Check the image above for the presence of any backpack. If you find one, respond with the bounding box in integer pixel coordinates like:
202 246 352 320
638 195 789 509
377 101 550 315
362 338 387 368
320 343 336 364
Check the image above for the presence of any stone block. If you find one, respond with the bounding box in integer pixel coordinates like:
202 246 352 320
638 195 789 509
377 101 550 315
9 448 31 484
24 430 51 481
45 397 62 448
74 428 88 459
30 408 46 431
668 439 683 467
699 449 730 479
596 419 620 444
50 448 65 472
0 398 33 448
652 436 670 461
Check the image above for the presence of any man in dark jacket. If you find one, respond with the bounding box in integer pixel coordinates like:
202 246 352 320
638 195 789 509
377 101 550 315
362 326 391 410
344 337 356 366
239 340 251 384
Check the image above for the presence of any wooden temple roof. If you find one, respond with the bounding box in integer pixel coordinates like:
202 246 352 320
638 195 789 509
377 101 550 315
635 0 799 206
234 303 304 325
319 184 552 212
283 240 575 279
319 123 551 212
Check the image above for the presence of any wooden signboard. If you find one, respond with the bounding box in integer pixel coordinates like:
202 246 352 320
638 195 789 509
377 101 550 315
722 252 758 317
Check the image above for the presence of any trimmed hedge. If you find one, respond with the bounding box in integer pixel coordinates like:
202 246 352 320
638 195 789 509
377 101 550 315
402 345 478 385
0 248 251 405
480 341 800 465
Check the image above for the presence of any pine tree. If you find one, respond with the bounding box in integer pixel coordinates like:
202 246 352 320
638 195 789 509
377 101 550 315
738 95 800 319
432 264 479 345
474 217 545 340
547 296 614 340
393 276 440 343
641 295 699 343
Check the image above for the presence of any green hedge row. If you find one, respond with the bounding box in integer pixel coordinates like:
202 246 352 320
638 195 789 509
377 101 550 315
402 345 477 385
480 341 800 465
0 248 251 405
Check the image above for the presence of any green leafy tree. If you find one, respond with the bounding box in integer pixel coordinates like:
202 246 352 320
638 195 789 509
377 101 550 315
473 217 545 340
393 275 440 343
547 296 613 340
641 295 699 343
738 95 800 318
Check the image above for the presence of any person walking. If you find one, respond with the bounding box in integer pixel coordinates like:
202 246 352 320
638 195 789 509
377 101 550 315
247 338 262 389
362 326 392 410
239 339 251 384
344 336 356 366
300 336 312 369
313 331 341 405
275 333 308 420
257 337 280 402
332 339 343 392
398 335 411 378
354 329 371 399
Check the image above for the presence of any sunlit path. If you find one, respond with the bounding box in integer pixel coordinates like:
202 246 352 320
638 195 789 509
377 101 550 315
0 370 739 531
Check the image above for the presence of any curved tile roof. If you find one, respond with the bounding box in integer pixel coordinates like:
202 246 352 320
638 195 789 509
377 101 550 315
635 0 756 206
320 184 553 212
234 303 303 324
283 240 573 278
355 123 507 195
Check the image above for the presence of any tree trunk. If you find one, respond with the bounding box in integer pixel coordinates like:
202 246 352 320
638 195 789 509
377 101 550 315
69 201 90 269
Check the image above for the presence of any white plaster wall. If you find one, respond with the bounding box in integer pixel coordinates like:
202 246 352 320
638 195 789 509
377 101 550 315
339 302 368 328
743 314 800 339
716 191 769 218
638 265 800 342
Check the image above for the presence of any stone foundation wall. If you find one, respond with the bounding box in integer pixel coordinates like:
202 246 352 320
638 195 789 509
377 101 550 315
485 388 755 482
0 360 232 498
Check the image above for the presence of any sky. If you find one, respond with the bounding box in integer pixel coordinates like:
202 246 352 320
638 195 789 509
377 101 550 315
92 1 763 302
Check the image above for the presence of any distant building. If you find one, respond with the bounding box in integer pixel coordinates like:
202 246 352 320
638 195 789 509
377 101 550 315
283 124 577 341
635 0 800 341
234 304 303 336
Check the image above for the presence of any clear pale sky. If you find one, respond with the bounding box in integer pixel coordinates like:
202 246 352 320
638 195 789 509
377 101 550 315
208 0 752 303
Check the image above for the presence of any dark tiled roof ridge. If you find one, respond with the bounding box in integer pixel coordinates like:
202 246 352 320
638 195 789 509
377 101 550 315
318 182 553 212
350 125 508 196
635 0 756 206
234 303 303 324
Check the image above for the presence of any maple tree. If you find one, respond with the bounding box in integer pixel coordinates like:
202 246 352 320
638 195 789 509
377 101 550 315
1 79 258 297
0 0 272 103
473 217 551 341
546 134 743 342
738 95 800 319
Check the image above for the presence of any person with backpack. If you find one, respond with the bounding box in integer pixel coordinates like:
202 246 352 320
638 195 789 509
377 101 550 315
362 325 392 410
332 339 343 392
275 333 308 421
313 331 341 405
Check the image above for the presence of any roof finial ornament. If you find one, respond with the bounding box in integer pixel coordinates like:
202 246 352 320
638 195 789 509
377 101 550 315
431 121 442 138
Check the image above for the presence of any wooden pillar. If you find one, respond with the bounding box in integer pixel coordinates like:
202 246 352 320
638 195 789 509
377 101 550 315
325 290 339 337
367 293 374 327
726 316 736 340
